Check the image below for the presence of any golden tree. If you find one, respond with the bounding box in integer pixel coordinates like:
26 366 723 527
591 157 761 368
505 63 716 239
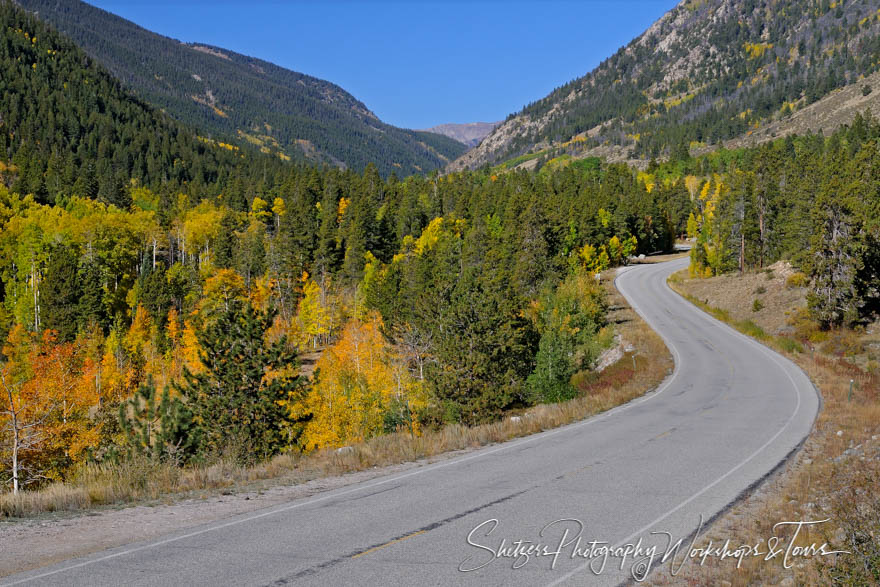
297 314 425 451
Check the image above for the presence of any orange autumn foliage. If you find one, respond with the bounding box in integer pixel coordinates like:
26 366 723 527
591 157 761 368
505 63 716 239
1 327 101 490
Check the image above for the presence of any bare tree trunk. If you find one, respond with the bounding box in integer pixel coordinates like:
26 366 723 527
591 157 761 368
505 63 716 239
3 375 21 495
758 199 766 269
32 258 39 332
11 413 19 495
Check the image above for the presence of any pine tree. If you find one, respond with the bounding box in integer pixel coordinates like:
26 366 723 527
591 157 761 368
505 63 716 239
213 211 239 269
78 259 107 333
315 182 343 274
41 243 81 342
175 301 303 462
140 263 171 328
806 156 863 327
342 193 375 282
118 375 200 464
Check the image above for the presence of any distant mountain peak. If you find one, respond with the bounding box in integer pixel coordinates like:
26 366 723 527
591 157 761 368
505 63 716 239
422 122 500 148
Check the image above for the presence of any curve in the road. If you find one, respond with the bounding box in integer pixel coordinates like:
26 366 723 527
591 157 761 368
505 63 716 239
1 257 820 587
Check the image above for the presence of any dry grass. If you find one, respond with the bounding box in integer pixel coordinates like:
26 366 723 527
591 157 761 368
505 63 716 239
1 274 672 519
671 260 808 336
656 269 880 586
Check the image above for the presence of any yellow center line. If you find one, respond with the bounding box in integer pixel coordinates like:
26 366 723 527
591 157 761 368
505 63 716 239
351 530 427 559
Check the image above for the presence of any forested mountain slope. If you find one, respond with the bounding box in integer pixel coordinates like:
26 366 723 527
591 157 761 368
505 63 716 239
451 0 880 170
0 1 288 207
13 0 466 176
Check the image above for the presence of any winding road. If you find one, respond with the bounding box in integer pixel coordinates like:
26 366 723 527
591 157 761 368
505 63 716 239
1 257 820 586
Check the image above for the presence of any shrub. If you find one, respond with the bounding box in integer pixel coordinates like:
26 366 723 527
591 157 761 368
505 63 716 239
786 272 809 289
789 307 825 342
820 330 865 357
755 285 767 294
776 336 804 354
752 298 764 312
595 326 616 349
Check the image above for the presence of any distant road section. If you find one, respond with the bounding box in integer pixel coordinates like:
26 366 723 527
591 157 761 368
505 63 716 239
1 257 819 586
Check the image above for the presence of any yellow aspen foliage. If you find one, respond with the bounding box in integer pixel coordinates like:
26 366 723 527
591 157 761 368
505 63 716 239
181 317 203 375
296 279 331 350
637 171 655 193
200 269 247 316
249 196 271 223
271 197 286 230
166 308 181 349
250 275 277 311
163 308 186 385
99 331 126 404
336 197 350 223
689 178 728 277
684 175 701 200
607 236 624 265
743 41 773 59
124 305 152 358
579 244 610 273
580 243 596 269
684 210 698 239
297 313 426 451
413 216 465 256
699 180 712 202
414 217 446 254
183 201 223 263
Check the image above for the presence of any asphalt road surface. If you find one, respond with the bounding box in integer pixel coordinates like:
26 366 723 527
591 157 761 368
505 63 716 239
1 257 820 586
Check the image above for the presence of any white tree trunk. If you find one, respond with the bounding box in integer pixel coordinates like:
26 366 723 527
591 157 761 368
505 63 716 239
11 422 19 495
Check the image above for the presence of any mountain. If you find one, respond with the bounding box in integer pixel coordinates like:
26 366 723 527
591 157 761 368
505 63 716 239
13 0 467 177
421 122 500 148
451 0 880 171
0 1 283 208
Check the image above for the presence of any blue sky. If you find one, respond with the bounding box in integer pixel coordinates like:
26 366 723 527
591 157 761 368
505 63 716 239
88 1 677 129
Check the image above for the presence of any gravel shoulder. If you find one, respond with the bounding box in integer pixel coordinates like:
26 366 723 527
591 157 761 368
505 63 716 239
0 456 457 576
